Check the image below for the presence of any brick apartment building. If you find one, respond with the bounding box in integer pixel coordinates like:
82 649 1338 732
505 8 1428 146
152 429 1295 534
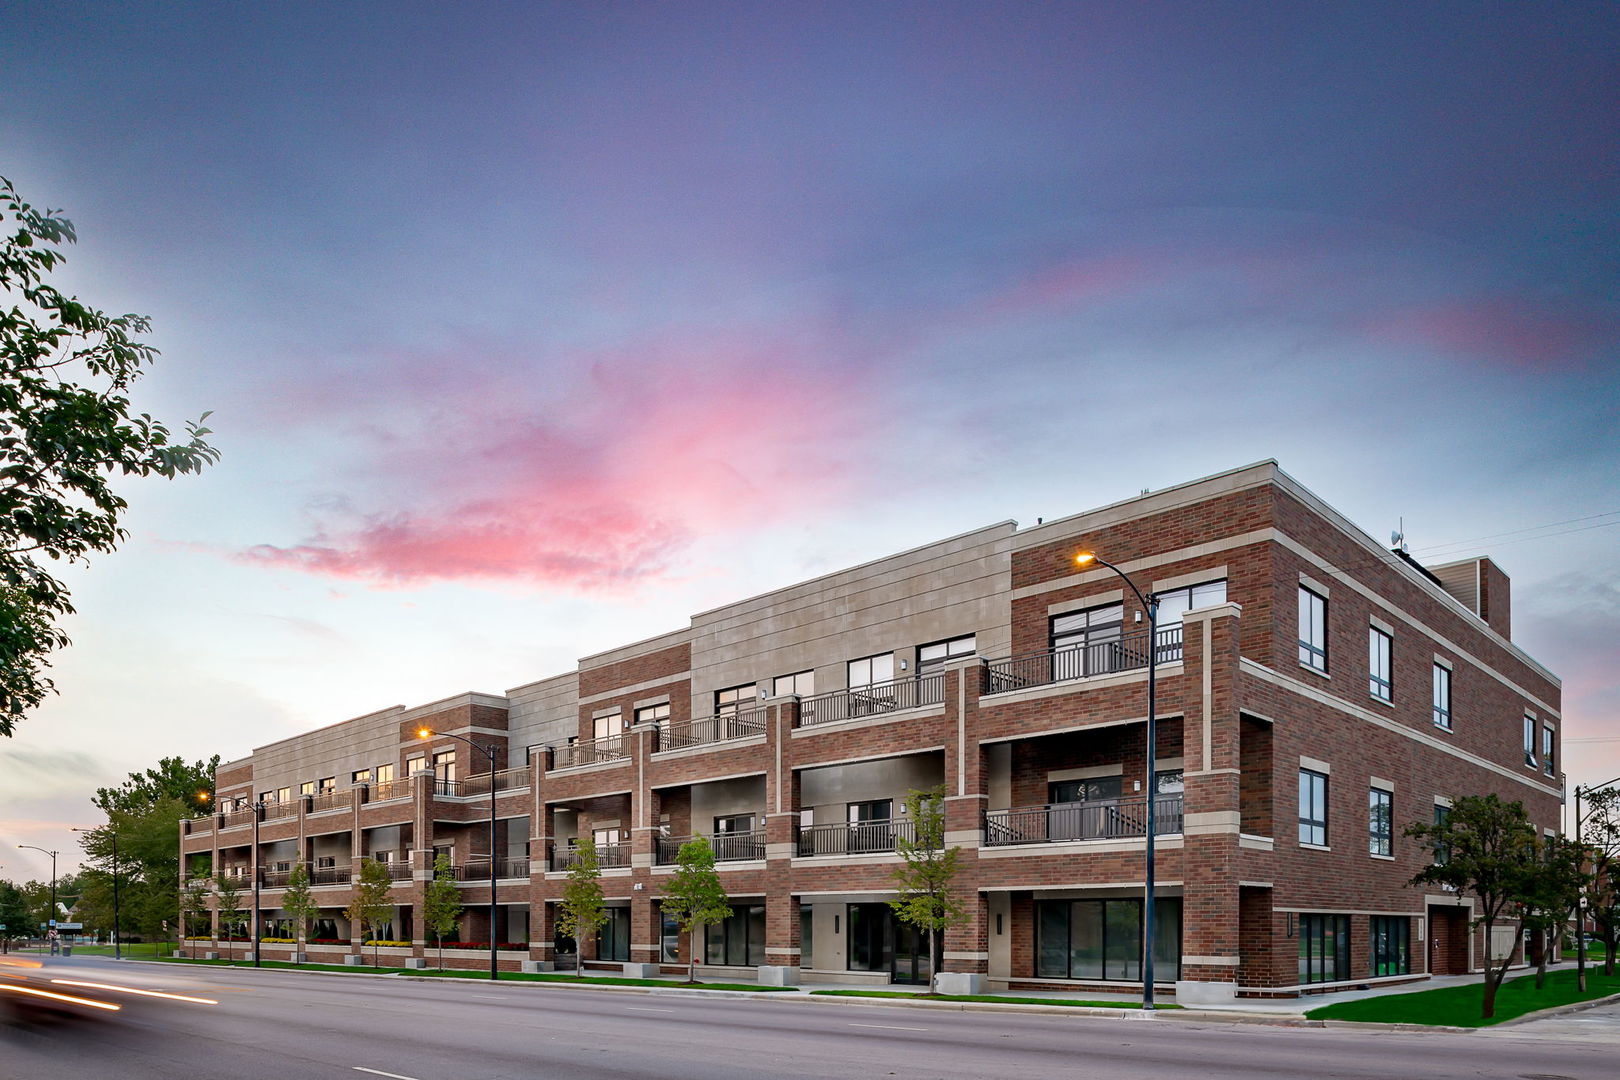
179 461 1563 1001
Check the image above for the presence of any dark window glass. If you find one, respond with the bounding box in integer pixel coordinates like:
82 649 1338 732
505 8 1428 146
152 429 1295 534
1432 664 1451 730
660 909 680 963
1368 627 1392 702
1049 776 1122 804
1433 804 1452 865
917 634 976 673
1543 725 1555 777
800 906 813 968
1298 587 1328 672
1369 788 1392 857
1155 580 1227 626
1523 715 1537 768
1370 916 1409 976
1299 769 1328 846
1034 899 1181 981
634 702 670 726
1298 913 1350 983
1049 603 1125 679
715 683 758 716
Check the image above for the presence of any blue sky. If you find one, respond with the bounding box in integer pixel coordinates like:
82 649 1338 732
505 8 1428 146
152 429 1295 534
1 1 1616 879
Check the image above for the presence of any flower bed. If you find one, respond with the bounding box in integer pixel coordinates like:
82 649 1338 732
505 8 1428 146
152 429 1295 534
436 941 527 950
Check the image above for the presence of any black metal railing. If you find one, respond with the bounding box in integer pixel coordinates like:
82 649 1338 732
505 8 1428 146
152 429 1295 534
655 830 766 865
460 768 531 796
381 860 413 881
430 778 462 797
981 795 1184 846
552 736 630 770
311 863 350 885
984 626 1183 695
370 778 411 802
799 673 944 727
309 790 348 813
659 707 769 751
259 865 294 888
796 818 915 856
551 842 629 871
454 857 530 880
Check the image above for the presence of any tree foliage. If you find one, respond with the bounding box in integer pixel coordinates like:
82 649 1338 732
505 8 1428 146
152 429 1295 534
556 836 607 977
423 852 463 968
345 858 395 967
280 861 319 953
92 755 218 816
890 785 967 994
1580 785 1620 979
0 176 218 735
660 835 733 984
179 877 211 940
213 871 245 943
1406 793 1540 1018
1517 833 1586 989
0 879 30 940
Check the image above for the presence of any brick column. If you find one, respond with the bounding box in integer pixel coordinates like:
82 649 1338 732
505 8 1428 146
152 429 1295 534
1175 602 1244 1004
628 721 659 968
760 697 802 984
941 659 990 990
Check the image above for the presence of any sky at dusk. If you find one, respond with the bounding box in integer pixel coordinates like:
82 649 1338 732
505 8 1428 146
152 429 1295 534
1 1 1616 881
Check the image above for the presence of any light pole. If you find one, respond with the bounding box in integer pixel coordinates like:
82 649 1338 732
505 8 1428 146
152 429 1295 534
71 827 120 959
417 727 499 980
1073 551 1161 1010
1573 773 1620 993
17 845 60 954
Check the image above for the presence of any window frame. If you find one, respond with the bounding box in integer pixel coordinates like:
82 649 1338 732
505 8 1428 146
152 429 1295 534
1370 915 1410 977
1153 579 1228 626
1368 787 1393 857
1542 724 1556 777
846 652 895 690
1432 663 1451 730
772 670 814 698
1299 768 1329 846
917 634 976 674
634 702 670 727
350 769 371 786
1298 913 1350 984
1523 715 1537 768
1298 586 1328 672
1368 626 1392 703
714 682 758 716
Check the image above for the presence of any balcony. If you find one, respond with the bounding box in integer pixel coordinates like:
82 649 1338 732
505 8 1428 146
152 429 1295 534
984 626 1183 696
309 790 348 813
799 673 944 727
452 857 530 881
655 831 765 865
551 842 629 871
982 795 1185 847
553 735 629 770
220 808 257 830
262 800 297 822
459 767 531 797
370 778 411 802
311 862 350 886
658 708 767 752
796 818 915 857
259 865 295 888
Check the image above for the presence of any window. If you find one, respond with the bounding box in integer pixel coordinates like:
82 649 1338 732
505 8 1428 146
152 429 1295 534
597 908 630 962
1155 579 1227 626
351 769 371 785
1432 664 1451 730
917 634 976 673
714 683 757 716
1368 627 1392 702
846 653 894 689
299 781 316 797
1542 725 1556 777
1299 769 1328 846
661 909 681 963
594 710 626 742
431 750 456 782
1036 898 1182 981
633 702 669 727
706 904 766 967
374 764 393 786
848 798 893 853
276 786 290 804
800 906 813 969
1369 788 1392 857
1433 804 1452 865
258 791 272 803
1523 715 1537 768
772 670 814 697
1049 603 1124 679
405 754 425 776
1371 916 1410 976
1049 776 1122 804
1298 586 1328 672
714 813 755 834
1298 914 1349 983
317 776 335 794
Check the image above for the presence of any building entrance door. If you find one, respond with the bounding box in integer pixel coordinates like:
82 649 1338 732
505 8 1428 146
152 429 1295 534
848 903 931 985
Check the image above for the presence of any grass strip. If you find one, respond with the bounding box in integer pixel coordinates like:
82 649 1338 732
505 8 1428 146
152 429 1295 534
1305 968 1620 1027
154 956 794 990
808 989 1179 1009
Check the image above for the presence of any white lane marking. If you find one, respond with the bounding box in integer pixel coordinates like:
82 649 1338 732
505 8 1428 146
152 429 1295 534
849 1022 928 1031
625 1006 675 1013
353 1069 424 1080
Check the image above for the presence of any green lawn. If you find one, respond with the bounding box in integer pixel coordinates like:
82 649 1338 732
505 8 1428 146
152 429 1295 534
808 989 1179 1009
51 942 177 959
1306 968 1620 1027
154 956 795 991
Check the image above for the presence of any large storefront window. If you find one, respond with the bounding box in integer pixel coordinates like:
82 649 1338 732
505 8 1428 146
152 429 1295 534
661 909 681 963
597 907 630 962
1370 915 1409 976
1035 898 1181 981
1298 913 1349 983
705 904 765 967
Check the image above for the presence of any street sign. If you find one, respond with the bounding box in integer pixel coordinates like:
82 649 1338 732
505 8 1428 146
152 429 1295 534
48 918 56 927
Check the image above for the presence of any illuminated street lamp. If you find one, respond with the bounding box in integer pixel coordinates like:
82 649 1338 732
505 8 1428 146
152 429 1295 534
1073 550 1161 1010
17 845 60 953
417 727 499 980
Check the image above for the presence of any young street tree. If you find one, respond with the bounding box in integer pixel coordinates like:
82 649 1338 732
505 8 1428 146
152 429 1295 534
0 177 218 736
280 861 319 961
1518 833 1586 989
555 836 607 977
346 859 395 968
179 876 211 948
213 871 245 950
1580 785 1620 982
890 786 967 994
1406 793 1540 1019
660 835 732 985
423 852 463 969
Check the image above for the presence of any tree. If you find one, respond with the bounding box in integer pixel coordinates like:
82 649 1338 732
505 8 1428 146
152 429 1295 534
0 880 30 948
179 877 210 945
1406 794 1540 1019
0 177 218 736
280 861 319 959
422 853 463 969
1580 785 1620 981
213 871 245 947
77 792 198 944
555 836 607 978
890 786 968 994
1517 834 1586 989
659 836 732 985
93 756 218 816
345 858 395 968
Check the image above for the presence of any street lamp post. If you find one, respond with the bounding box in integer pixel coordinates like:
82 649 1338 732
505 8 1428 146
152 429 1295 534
17 845 60 954
1573 774 1620 993
71 827 120 959
417 727 499 980
1073 551 1161 1010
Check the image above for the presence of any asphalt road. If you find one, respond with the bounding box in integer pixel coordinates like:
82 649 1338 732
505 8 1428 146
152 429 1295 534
2 957 1615 1080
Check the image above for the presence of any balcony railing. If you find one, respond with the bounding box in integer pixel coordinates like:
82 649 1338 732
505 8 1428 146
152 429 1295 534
553 735 630 770
430 778 463 797
796 818 915 857
311 862 350 885
982 795 1185 846
259 865 295 888
460 767 531 797
379 860 413 881
370 778 411 802
220 809 257 829
799 673 944 727
659 708 768 751
309 790 348 813
261 800 296 821
655 830 766 865
984 626 1183 695
453 858 530 881
551 842 629 871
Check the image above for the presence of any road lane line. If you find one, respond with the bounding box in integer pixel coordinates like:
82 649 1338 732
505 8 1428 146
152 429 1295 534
849 1023 928 1031
353 1068 424 1080
625 1006 675 1013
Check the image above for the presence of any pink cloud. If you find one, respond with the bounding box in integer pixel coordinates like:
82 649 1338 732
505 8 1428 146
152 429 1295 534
1370 296 1614 371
